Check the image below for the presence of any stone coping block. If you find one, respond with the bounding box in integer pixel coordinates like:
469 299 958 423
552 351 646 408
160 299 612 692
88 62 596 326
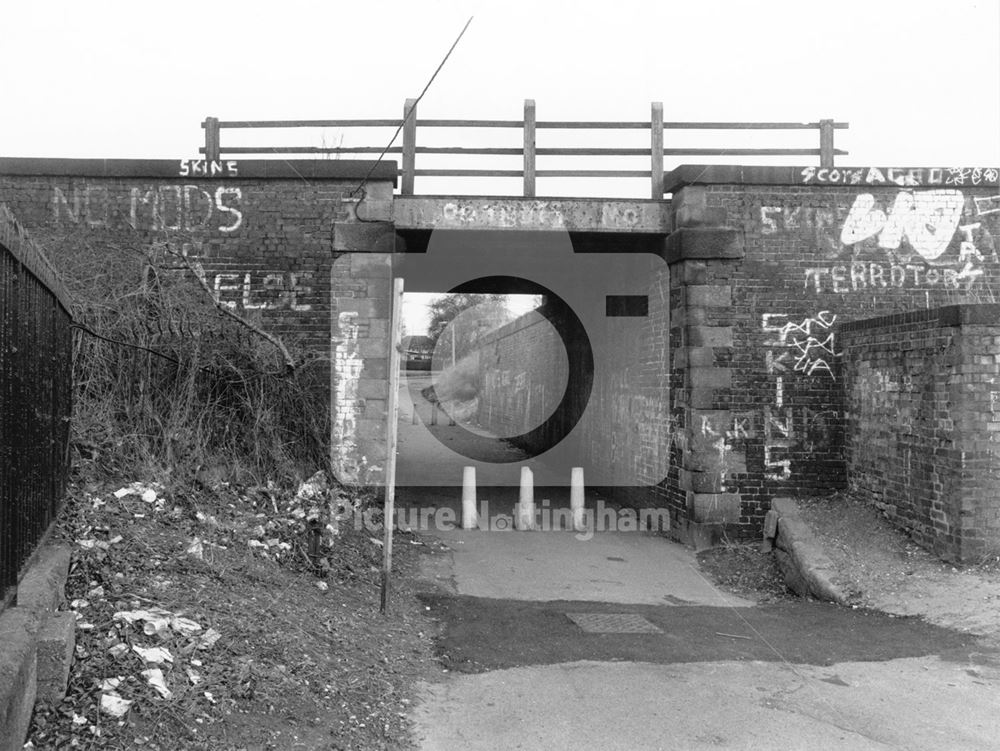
16 545 71 613
764 498 848 604
0 608 40 751
36 612 75 704
0 156 398 183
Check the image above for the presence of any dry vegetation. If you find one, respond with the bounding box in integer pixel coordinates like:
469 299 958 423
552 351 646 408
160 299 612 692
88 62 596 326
24 229 442 749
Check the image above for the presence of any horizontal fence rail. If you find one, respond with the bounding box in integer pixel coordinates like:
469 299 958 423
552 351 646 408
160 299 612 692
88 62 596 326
201 100 848 198
0 206 72 612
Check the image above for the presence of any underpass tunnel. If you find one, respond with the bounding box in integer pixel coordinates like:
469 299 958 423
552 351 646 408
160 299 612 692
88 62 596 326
391 229 670 532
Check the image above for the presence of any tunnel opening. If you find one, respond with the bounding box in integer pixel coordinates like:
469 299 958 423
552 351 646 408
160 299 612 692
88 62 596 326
391 229 670 532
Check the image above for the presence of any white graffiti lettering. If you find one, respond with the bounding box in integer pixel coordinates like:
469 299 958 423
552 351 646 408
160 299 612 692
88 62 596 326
840 190 964 261
178 159 239 177
803 261 983 293
211 271 312 311
974 196 1000 216
801 166 998 186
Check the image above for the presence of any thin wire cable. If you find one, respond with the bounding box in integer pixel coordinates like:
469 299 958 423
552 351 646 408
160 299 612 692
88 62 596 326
351 16 474 198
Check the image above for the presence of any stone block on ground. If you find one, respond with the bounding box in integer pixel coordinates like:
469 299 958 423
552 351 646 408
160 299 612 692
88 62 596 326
36 612 75 703
0 608 40 751
16 545 71 613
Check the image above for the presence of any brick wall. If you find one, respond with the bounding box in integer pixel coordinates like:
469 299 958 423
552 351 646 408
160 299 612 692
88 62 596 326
0 158 396 486
840 305 1000 562
664 165 1000 543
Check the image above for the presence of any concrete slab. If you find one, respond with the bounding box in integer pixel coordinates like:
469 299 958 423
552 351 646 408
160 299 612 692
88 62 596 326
412 657 1000 751
393 196 671 234
427 530 753 607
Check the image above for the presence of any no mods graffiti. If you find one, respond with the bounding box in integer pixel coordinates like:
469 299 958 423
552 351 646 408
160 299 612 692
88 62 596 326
759 189 1000 294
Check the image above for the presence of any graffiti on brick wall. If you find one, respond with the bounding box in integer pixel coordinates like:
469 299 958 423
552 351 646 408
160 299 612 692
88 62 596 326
211 272 313 311
761 310 840 481
760 189 1000 294
178 159 239 178
52 184 243 233
800 166 999 187
332 312 363 483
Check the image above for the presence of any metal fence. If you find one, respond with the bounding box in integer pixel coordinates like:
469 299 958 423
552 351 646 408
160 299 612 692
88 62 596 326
201 99 848 198
0 205 72 611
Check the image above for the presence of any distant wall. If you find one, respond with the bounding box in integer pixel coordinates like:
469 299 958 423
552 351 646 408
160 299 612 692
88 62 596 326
841 305 1000 563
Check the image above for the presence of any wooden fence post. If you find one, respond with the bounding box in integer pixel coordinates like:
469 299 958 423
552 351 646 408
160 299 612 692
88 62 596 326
523 99 536 197
819 119 834 167
204 117 221 163
381 277 405 613
650 102 664 198
402 99 418 195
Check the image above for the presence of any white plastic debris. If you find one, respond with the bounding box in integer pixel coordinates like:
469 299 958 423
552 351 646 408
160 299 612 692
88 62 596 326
132 645 174 664
70 599 90 609
72 713 88 726
141 488 158 504
142 668 173 699
186 537 205 560
315 581 329 592
99 677 123 691
87 585 105 598
204 691 216 704
195 628 221 650
186 667 202 685
100 693 133 718
170 616 202 637
108 643 129 658
114 608 173 637
113 487 132 499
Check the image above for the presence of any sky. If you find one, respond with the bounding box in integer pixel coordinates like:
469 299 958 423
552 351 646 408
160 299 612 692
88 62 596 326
3 0 998 332
2 0 996 174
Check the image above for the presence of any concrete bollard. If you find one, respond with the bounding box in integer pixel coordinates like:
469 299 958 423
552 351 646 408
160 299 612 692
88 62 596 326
461 467 478 529
570 467 586 531
516 467 535 530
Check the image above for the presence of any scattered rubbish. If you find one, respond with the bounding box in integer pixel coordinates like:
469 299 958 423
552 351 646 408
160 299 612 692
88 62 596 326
72 713 88 726
99 677 123 691
70 598 90 609
170 616 202 637
186 667 202 685
316 581 329 592
194 628 221 650
204 691 216 704
100 693 133 718
142 668 173 699
132 645 174 664
108 643 130 659
186 537 205 560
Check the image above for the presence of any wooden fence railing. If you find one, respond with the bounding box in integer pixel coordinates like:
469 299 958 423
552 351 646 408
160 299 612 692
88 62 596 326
201 100 848 198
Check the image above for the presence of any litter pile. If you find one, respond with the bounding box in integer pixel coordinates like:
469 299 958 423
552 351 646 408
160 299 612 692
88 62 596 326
27 473 437 750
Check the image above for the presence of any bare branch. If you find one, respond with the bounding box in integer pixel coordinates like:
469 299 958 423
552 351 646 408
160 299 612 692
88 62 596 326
167 246 298 374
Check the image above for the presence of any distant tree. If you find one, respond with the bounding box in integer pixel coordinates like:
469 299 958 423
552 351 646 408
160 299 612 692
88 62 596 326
427 293 514 362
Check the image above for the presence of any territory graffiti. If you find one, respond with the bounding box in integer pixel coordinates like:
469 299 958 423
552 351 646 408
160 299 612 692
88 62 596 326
760 188 1000 294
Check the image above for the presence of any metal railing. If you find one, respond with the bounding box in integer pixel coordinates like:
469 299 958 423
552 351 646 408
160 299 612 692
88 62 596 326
201 100 848 198
0 206 72 611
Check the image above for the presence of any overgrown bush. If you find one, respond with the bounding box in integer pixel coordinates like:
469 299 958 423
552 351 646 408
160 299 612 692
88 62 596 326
41 230 329 485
